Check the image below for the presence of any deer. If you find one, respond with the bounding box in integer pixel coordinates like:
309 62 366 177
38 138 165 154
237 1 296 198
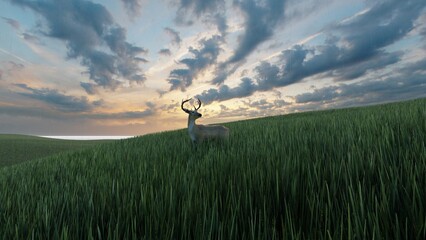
181 98 229 145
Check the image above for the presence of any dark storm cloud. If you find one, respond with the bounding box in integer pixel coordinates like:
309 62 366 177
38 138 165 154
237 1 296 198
199 0 426 103
7 0 146 91
164 27 182 46
14 84 97 112
2 16 20 29
120 0 143 18
0 70 3 80
168 35 223 91
159 48 172 56
228 0 286 64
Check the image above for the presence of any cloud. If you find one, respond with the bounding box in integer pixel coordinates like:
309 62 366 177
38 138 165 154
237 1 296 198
245 99 274 110
164 27 182 46
0 61 25 79
0 98 156 121
80 82 98 95
173 0 225 24
214 98 291 119
88 101 156 120
171 0 228 37
2 16 43 45
120 0 143 19
331 0 424 61
14 84 98 112
22 32 41 44
211 61 244 85
0 105 65 120
2 16 20 29
211 0 287 85
159 48 172 56
168 35 223 91
7 0 146 91
273 99 292 108
213 13 228 36
88 110 154 120
294 58 426 105
245 98 291 110
295 86 339 103
196 77 256 104
199 0 426 102
7 61 25 70
228 0 286 64
331 51 402 81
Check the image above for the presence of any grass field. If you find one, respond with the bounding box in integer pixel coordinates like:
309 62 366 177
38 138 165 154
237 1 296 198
0 135 113 168
0 98 425 239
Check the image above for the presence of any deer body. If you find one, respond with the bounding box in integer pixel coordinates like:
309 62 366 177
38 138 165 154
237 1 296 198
182 98 229 144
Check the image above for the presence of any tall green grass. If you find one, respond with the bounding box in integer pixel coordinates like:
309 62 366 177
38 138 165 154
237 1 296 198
0 98 425 239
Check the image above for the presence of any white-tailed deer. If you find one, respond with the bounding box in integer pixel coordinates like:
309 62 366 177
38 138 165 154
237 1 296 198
181 98 229 145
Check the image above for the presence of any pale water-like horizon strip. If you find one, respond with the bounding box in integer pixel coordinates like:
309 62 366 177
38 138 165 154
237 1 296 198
41 136 134 140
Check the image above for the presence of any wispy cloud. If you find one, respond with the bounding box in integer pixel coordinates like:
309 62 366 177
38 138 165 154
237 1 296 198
120 0 143 19
164 27 182 46
2 16 20 29
158 48 172 56
0 97 156 121
14 84 98 112
0 48 32 65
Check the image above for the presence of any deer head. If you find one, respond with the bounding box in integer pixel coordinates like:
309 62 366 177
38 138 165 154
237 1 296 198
181 98 202 120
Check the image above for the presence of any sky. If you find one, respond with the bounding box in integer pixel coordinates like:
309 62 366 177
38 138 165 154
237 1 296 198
0 0 425 136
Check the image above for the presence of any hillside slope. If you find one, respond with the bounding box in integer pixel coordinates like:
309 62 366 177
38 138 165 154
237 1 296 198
0 98 425 239
0 135 112 168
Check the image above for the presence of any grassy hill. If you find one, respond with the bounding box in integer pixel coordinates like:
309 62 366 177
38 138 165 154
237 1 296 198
0 135 113 168
0 98 425 239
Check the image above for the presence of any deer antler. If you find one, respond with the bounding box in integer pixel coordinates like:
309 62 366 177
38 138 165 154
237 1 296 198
181 99 192 113
195 98 202 110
